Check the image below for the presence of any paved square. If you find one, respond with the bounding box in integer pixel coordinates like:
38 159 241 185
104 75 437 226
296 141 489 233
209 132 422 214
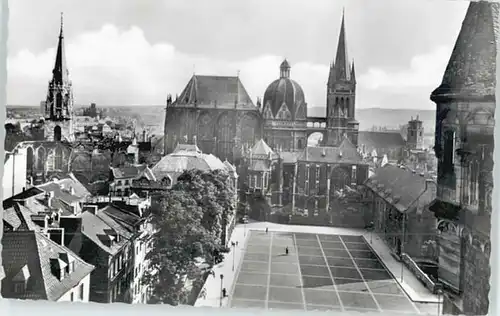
229 231 421 314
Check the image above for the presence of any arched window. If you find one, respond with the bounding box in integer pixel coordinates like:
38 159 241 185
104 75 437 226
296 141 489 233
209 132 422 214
26 147 34 173
54 147 63 170
36 147 46 171
54 125 62 142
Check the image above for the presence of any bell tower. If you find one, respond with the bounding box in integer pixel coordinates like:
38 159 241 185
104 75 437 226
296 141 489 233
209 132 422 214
325 10 359 147
43 13 74 142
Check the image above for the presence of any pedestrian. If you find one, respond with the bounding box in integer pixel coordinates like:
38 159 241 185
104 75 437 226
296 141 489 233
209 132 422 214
222 288 227 298
266 227 268 234
285 246 289 255
236 241 239 246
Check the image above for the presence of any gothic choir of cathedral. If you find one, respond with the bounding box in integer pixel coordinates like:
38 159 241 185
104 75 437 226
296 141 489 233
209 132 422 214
162 12 368 219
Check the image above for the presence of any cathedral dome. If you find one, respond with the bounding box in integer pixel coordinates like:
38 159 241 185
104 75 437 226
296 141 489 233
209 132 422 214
263 59 306 120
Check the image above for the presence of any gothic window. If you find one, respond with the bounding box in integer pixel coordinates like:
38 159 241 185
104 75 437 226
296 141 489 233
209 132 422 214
26 147 34 174
197 113 213 140
345 98 349 117
217 113 232 159
277 103 292 120
54 147 63 171
54 125 62 142
468 160 479 206
263 103 274 119
36 147 45 171
240 114 259 146
330 167 349 194
443 130 456 168
351 166 357 185
339 98 344 117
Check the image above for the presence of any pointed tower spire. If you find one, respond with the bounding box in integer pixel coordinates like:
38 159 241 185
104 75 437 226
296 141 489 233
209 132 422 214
431 1 498 100
52 12 69 85
334 9 350 81
351 59 356 83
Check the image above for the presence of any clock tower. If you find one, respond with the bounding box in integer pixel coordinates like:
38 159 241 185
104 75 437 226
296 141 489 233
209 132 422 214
325 10 359 147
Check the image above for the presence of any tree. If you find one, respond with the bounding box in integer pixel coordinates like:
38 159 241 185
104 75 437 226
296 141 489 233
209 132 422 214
143 169 235 305
143 190 219 305
176 169 235 245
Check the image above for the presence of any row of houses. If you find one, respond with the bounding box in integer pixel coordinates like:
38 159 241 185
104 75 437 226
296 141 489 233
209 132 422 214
1 174 153 303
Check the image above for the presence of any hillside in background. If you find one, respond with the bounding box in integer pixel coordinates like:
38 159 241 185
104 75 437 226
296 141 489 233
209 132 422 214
7 105 436 135
308 107 436 132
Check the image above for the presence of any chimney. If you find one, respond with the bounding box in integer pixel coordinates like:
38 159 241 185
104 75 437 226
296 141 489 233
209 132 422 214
83 205 98 215
143 130 147 142
70 187 75 196
50 258 67 281
47 228 65 246
46 191 55 208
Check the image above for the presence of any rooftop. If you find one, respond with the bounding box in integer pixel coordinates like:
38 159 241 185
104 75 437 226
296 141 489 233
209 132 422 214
365 164 436 212
2 230 94 301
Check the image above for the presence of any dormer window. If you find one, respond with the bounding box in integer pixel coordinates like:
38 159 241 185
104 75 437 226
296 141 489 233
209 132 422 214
12 264 30 294
50 258 68 281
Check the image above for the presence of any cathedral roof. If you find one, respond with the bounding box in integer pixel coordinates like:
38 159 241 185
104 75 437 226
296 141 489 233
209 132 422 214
263 60 306 119
431 1 499 100
175 75 256 110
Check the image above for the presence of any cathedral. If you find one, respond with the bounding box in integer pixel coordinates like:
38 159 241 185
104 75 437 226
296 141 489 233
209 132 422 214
163 12 369 220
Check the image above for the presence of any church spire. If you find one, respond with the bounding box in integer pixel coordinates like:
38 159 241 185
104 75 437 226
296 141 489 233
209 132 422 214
333 9 350 81
52 12 69 85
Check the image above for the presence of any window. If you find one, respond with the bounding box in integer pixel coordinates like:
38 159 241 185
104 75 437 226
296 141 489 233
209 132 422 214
124 180 129 185
117 180 122 186
443 130 456 167
13 282 25 294
79 283 84 300
351 166 357 185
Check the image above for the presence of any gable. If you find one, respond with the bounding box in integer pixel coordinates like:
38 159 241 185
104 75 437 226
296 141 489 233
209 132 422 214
295 101 306 119
276 102 292 120
262 101 274 119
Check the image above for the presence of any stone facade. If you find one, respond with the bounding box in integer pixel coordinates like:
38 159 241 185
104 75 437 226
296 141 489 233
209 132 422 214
428 2 497 315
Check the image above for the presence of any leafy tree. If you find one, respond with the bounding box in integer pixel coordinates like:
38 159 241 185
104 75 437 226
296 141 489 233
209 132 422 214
143 190 219 305
143 169 235 305
176 169 235 244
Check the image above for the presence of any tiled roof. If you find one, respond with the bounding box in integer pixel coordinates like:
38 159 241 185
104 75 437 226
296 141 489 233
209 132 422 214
298 136 363 164
80 211 129 255
111 164 155 180
37 182 82 205
100 204 142 235
3 187 45 209
278 151 301 164
431 1 499 99
175 75 256 110
152 149 228 180
2 231 94 301
358 131 406 151
365 164 435 212
3 203 38 231
250 139 277 158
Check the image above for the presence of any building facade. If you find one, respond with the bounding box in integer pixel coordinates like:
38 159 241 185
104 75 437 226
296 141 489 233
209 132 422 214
364 164 437 259
162 12 359 164
428 2 496 314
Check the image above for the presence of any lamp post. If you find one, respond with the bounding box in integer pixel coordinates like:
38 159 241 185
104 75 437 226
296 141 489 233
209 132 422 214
435 283 443 316
219 274 224 307
231 241 236 272
369 221 374 244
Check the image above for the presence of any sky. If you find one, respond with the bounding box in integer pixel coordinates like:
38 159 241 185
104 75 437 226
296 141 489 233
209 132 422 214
7 0 469 110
